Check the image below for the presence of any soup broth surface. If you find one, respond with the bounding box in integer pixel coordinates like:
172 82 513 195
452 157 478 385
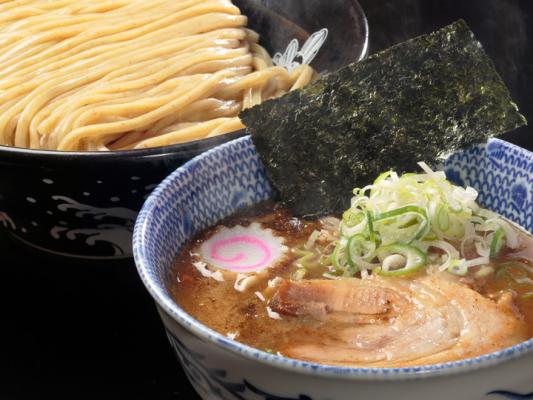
168 202 533 367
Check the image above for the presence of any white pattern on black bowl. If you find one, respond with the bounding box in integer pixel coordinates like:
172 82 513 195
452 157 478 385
0 131 244 259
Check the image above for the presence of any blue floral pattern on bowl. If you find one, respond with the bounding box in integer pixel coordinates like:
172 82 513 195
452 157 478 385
167 331 313 400
136 137 272 285
134 136 533 400
444 139 533 231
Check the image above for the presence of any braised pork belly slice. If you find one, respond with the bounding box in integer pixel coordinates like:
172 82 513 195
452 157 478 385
270 276 527 366
270 279 406 322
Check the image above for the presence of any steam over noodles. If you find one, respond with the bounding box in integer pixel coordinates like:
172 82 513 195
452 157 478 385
169 165 533 367
0 0 314 151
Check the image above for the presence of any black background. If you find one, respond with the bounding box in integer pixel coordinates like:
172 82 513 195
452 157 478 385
3 1 533 399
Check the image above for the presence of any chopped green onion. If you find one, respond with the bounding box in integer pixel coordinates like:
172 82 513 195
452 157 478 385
343 209 364 228
328 163 520 279
347 234 376 272
373 170 392 185
448 259 468 276
397 217 419 229
486 218 519 249
424 240 462 272
365 210 375 242
292 268 307 281
374 243 427 276
331 240 347 270
293 248 318 269
374 205 428 244
436 204 450 231
489 228 505 258
346 235 361 272
370 171 391 196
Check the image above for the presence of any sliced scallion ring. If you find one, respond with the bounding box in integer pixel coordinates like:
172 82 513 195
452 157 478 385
424 240 461 271
374 205 428 244
347 234 376 272
331 240 348 271
374 243 427 276
489 227 505 258
447 259 468 276
343 209 365 228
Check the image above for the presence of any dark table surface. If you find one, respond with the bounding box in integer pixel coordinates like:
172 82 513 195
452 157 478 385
3 1 533 399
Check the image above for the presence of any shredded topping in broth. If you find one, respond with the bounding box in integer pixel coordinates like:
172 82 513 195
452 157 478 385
168 168 533 367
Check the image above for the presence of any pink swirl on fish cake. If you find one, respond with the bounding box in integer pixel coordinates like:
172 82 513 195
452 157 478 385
199 223 285 273
210 235 272 272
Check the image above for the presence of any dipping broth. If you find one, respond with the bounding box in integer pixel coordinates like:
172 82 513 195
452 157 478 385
168 168 533 367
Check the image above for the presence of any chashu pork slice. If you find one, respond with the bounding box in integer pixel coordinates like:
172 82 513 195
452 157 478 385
270 276 527 366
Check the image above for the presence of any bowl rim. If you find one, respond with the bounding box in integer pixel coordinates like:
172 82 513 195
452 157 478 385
133 135 533 380
0 130 246 159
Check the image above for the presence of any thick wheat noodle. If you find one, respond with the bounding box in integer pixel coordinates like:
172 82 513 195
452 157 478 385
6 40 244 144
129 117 240 149
35 73 206 138
0 27 240 88
0 19 246 93
30 37 246 112
0 6 230 78
0 0 315 151
49 50 249 140
56 70 237 149
37 71 221 136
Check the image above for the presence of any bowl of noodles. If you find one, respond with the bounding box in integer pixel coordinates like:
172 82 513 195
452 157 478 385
0 0 368 259
133 135 533 400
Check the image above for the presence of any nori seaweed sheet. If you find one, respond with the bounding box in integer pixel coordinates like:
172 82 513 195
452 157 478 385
241 20 527 218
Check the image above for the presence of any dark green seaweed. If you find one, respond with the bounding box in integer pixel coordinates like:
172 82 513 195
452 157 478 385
241 20 526 218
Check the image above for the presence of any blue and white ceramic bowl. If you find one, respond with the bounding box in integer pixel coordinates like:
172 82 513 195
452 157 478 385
134 136 533 400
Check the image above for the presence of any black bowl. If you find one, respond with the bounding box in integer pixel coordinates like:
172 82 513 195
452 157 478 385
0 132 245 259
0 0 368 259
